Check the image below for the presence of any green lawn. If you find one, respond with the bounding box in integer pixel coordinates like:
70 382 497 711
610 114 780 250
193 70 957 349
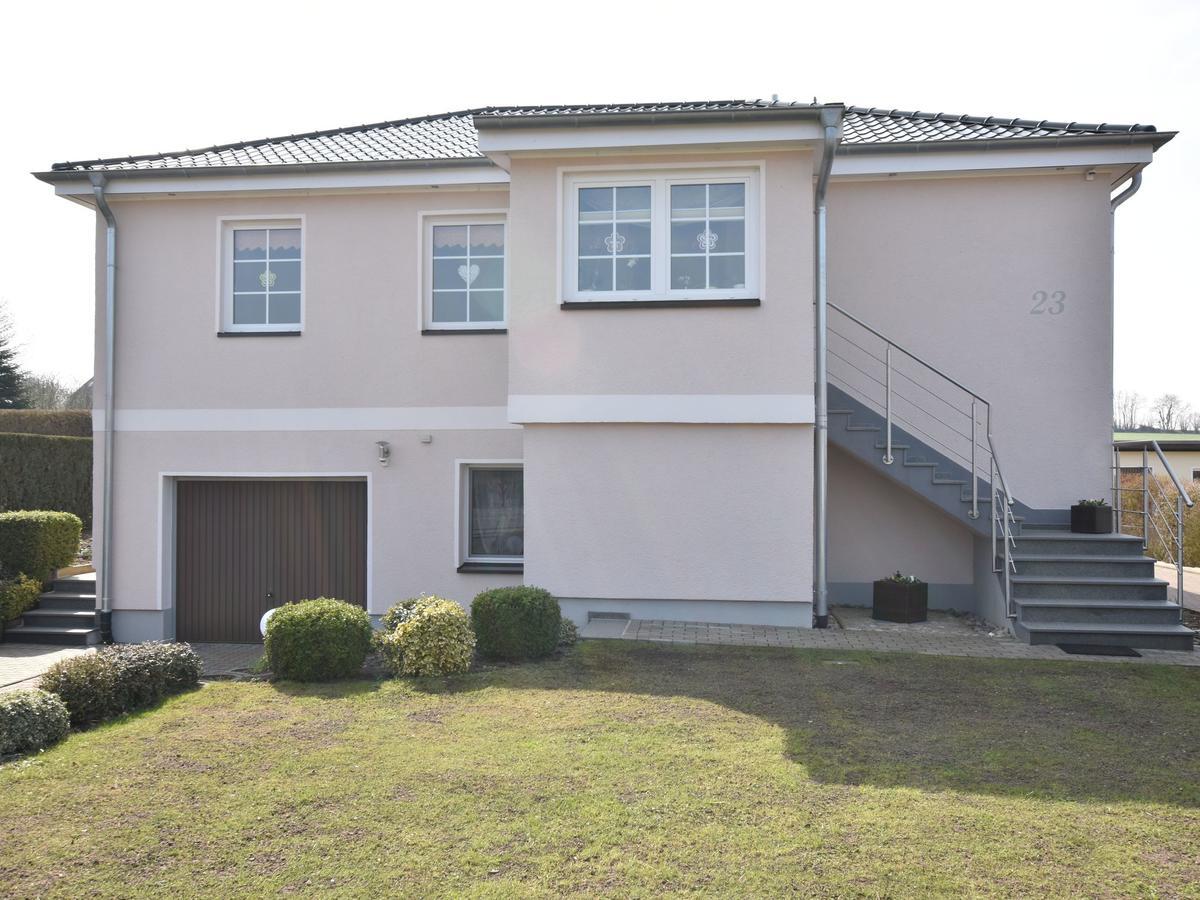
2 642 1199 898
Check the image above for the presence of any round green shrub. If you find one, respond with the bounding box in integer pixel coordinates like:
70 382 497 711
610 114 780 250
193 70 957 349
40 652 119 728
264 598 373 682
470 586 562 661
379 597 475 677
0 689 70 757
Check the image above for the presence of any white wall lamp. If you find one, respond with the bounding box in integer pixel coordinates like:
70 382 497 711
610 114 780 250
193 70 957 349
375 440 391 467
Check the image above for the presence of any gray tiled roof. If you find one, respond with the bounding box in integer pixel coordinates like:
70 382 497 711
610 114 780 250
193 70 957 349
48 101 1163 173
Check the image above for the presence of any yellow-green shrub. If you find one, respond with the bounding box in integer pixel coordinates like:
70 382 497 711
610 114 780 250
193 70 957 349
1 574 42 621
378 597 474 677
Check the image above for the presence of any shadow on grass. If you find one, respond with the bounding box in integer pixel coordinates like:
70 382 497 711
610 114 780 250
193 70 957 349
270 678 383 699
409 640 1200 808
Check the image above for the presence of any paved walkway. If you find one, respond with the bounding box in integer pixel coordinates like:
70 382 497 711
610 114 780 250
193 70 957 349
1157 561 1200 612
0 644 91 693
191 643 264 678
582 607 1200 667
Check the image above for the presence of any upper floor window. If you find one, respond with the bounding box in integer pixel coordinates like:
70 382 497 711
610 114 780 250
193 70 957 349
564 168 759 303
219 218 303 333
424 214 506 331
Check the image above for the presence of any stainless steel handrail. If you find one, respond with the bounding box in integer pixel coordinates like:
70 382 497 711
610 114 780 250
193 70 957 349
1112 439 1194 606
828 302 1019 618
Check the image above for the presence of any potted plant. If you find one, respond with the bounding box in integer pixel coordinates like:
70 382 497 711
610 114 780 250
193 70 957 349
1070 498 1113 534
872 571 928 623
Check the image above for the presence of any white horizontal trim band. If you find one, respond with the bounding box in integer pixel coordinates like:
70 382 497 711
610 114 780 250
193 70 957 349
831 144 1153 177
508 394 815 424
94 406 517 432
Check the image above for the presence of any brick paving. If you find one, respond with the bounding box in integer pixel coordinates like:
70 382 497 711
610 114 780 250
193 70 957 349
593 607 1200 667
0 644 91 693
190 643 265 678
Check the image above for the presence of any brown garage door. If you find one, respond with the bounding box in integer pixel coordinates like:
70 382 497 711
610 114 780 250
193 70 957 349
176 479 367 643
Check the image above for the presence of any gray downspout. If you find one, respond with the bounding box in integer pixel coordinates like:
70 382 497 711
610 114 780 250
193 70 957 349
812 108 841 629
1110 171 1142 211
89 174 116 643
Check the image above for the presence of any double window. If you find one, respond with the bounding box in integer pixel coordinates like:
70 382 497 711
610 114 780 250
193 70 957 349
460 464 524 567
565 169 759 303
220 219 303 333
424 214 506 330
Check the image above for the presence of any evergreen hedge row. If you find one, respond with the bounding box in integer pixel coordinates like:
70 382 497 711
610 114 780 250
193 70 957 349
0 433 92 525
0 409 91 437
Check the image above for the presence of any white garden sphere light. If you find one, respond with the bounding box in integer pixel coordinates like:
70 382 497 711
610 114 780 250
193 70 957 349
260 607 279 637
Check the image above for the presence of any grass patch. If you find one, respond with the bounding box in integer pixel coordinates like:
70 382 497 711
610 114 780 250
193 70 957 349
2 642 1199 897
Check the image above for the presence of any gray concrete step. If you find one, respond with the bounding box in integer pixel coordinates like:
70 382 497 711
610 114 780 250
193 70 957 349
1014 597 1184 626
1012 555 1158 578
2 625 101 646
1014 619 1194 652
1011 575 1169 602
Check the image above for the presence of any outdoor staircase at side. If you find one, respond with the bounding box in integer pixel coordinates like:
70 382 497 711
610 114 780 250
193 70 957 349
827 384 1194 652
5 573 101 646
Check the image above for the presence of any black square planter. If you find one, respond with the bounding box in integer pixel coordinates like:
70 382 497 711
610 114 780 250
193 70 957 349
872 580 928 623
1070 504 1113 534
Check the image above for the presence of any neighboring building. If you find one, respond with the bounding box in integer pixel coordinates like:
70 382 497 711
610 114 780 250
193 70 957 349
1115 432 1200 482
31 100 1194 651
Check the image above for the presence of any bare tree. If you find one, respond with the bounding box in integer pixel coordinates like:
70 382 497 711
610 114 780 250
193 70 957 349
1151 393 1187 431
21 373 72 409
1114 390 1142 430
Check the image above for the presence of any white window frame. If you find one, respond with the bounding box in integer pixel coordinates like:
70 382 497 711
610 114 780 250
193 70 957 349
216 216 305 334
1191 468 1200 482
419 211 508 331
562 166 761 303
454 460 524 566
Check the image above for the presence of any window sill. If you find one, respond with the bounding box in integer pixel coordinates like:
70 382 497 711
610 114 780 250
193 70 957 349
456 561 524 574
422 328 508 336
560 298 760 310
217 330 303 338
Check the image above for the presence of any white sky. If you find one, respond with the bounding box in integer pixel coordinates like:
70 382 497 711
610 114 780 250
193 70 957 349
2 0 1196 411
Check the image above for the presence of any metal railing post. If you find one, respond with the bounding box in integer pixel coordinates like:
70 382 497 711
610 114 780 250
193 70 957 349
969 399 979 519
882 344 894 465
1112 445 1121 534
990 456 997 572
1178 493 1186 606
1142 446 1150 551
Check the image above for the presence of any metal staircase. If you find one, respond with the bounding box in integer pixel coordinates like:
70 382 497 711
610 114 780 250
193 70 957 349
826 303 1194 651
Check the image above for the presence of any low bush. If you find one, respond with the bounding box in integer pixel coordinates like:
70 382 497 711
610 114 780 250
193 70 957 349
0 434 92 525
559 618 579 647
379 595 438 634
471 586 562 661
40 642 202 729
0 690 70 757
264 598 373 682
40 652 118 728
378 597 475 677
1 573 42 622
0 511 83 581
0 409 92 437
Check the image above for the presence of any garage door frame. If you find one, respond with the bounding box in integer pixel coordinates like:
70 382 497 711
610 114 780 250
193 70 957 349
160 472 373 641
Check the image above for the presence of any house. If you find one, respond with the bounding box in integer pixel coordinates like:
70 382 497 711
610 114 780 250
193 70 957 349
32 100 1195 651
1115 432 1200 482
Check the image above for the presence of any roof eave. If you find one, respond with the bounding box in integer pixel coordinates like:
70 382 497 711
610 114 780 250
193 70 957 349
473 104 846 131
839 130 1176 155
33 155 497 183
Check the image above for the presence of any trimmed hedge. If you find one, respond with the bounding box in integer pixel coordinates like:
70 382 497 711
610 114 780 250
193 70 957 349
471 586 562 661
0 433 92 525
40 642 202 729
264 598 373 682
0 690 70 757
0 409 91 437
0 511 83 581
1 574 42 622
377 597 475 677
